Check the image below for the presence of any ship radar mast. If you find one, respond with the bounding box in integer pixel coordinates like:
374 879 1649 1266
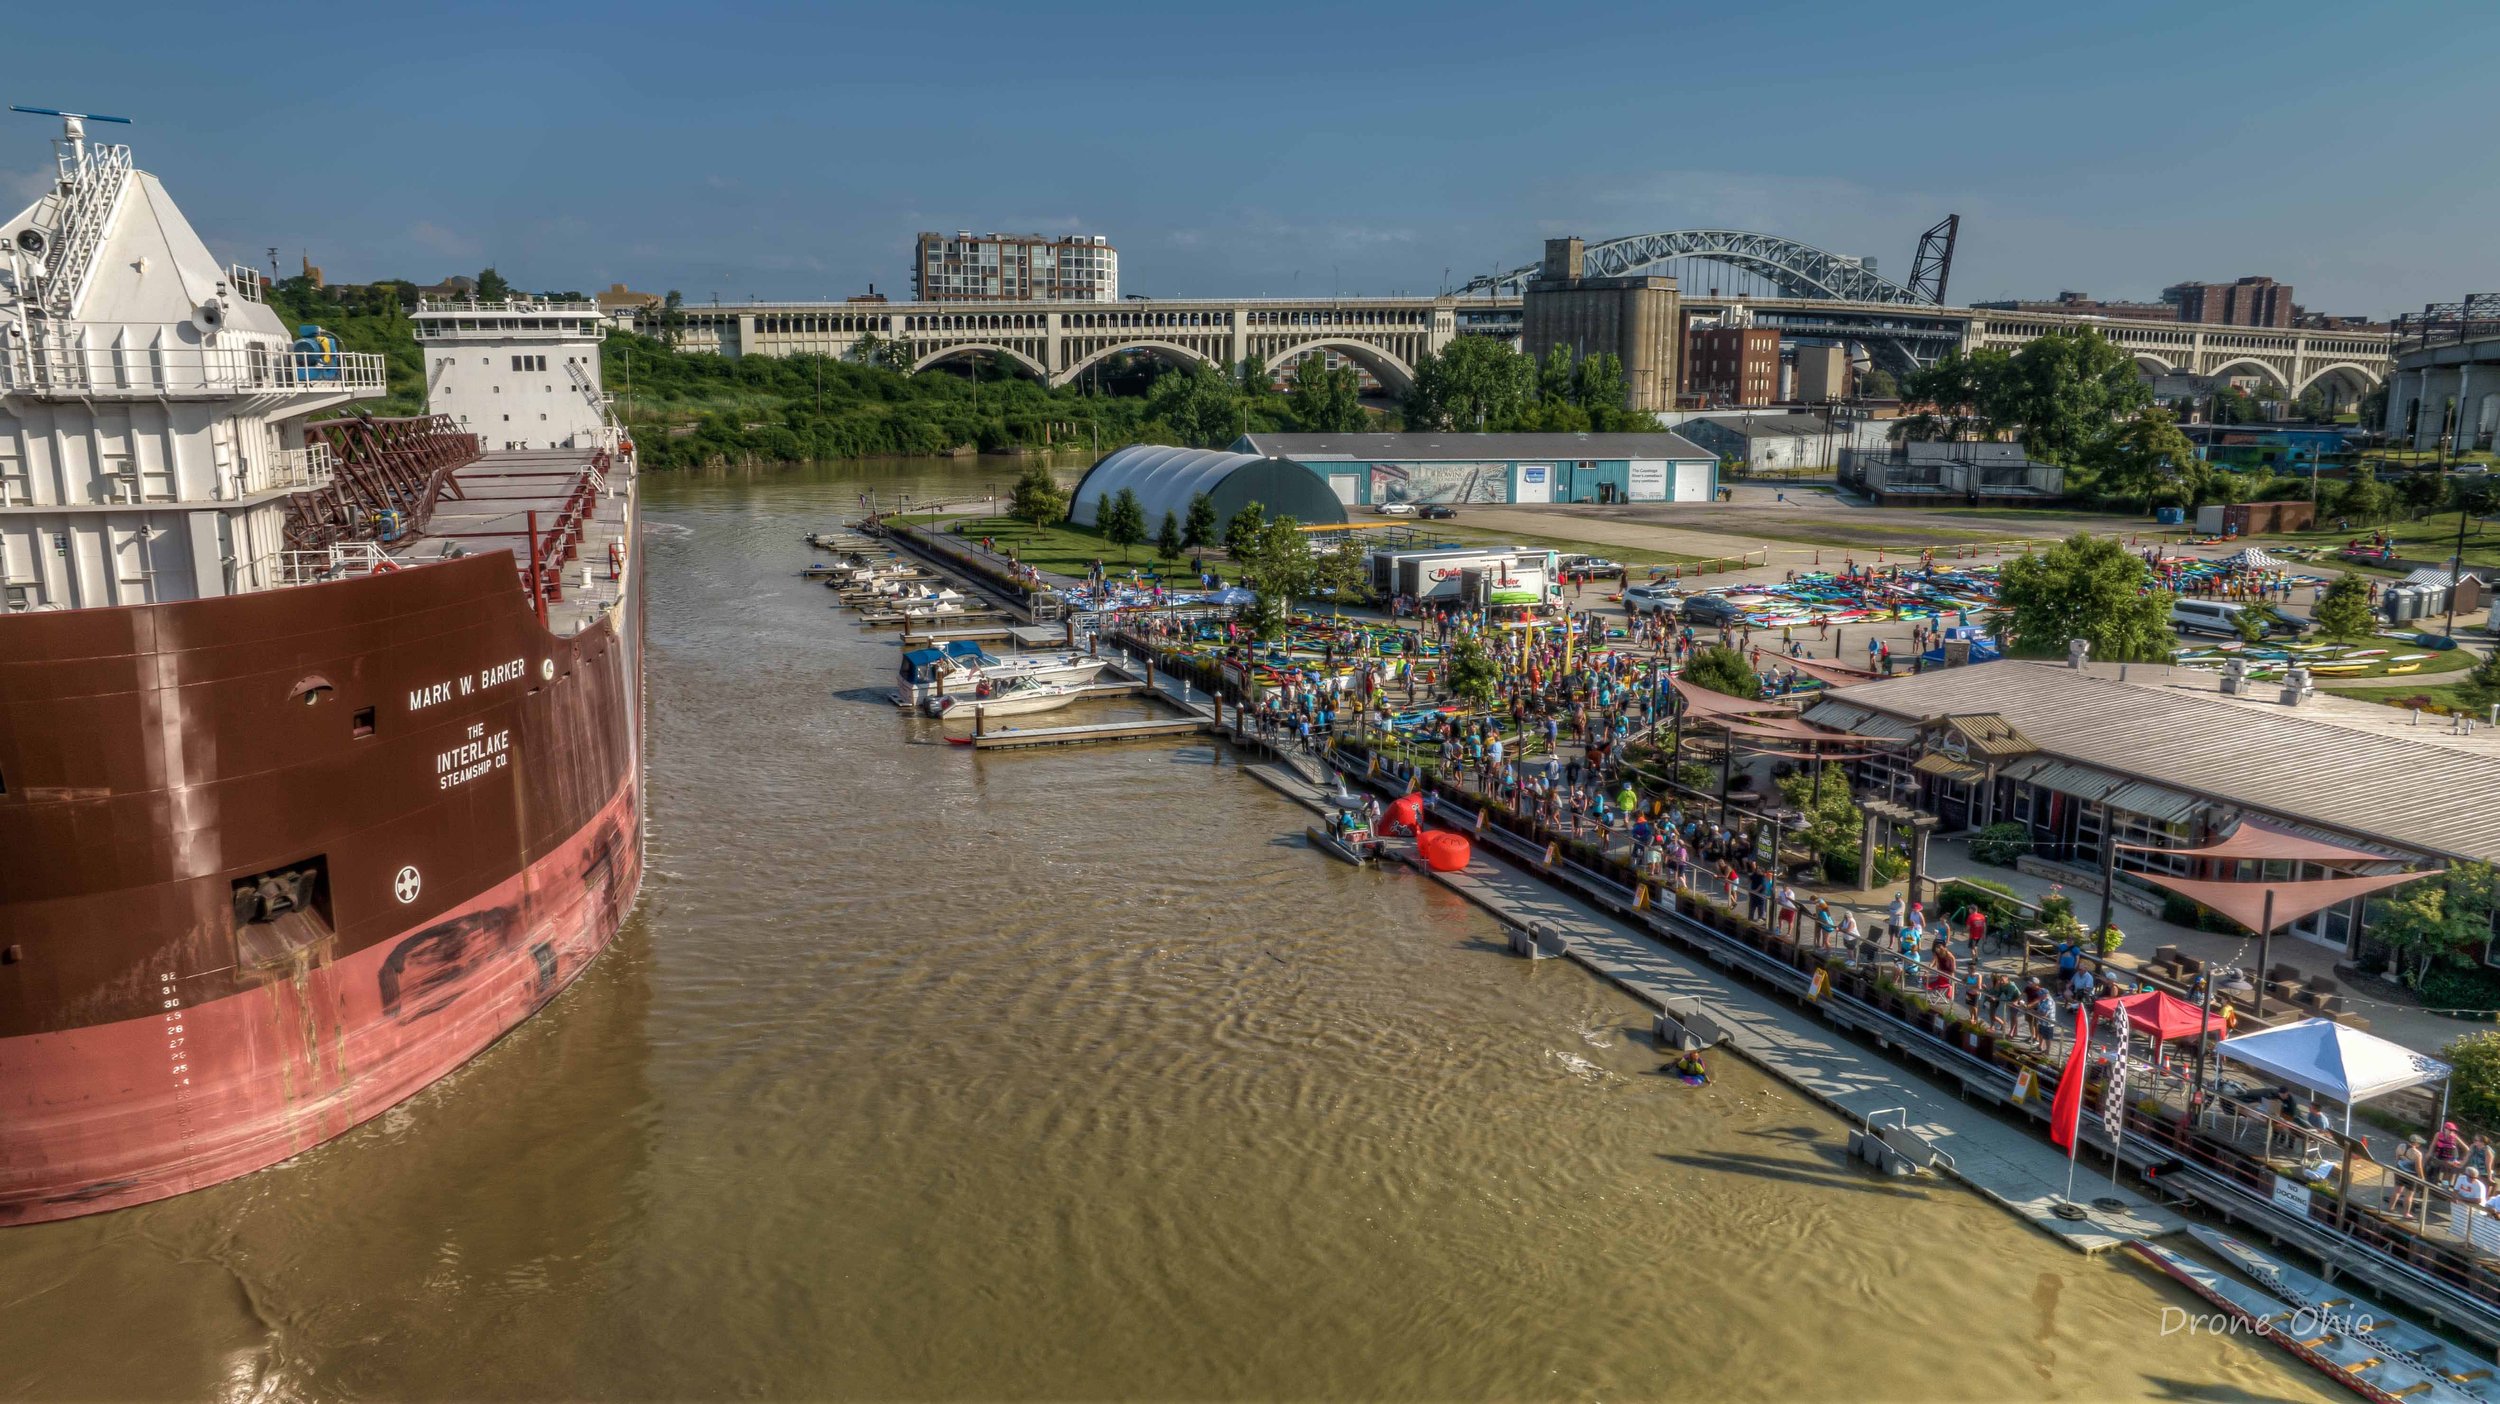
5 105 136 317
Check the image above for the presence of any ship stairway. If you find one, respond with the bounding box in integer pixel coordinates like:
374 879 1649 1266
34 139 130 315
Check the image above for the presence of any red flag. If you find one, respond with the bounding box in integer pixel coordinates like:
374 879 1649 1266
2049 1004 2092 1152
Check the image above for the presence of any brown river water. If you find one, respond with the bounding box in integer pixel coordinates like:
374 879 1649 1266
0 458 2334 1402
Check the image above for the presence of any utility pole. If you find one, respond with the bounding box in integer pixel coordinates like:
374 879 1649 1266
2447 494 2470 638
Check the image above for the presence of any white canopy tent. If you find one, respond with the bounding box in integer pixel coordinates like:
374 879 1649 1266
2216 1018 2453 1135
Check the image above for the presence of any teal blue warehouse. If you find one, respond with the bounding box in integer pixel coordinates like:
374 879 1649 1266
1233 432 1718 509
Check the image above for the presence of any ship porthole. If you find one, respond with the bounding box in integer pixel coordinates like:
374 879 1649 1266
540 658 555 681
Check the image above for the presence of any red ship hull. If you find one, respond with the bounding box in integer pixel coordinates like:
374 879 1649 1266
0 520 642 1225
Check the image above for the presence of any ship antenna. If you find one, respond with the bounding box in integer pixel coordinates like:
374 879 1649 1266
8 105 133 166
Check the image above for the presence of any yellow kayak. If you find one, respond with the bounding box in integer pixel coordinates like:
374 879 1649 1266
2383 661 2423 674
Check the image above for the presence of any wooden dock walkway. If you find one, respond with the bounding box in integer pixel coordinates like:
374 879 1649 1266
1243 758 2185 1256
967 716 1211 749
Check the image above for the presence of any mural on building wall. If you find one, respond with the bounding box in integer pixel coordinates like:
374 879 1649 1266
1369 461 1511 505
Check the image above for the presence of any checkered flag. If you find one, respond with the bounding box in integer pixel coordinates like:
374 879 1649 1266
2103 1000 2131 1148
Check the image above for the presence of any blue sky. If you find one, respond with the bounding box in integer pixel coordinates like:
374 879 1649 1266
10 1 2493 317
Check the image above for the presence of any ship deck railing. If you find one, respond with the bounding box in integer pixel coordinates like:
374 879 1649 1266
0 333 387 399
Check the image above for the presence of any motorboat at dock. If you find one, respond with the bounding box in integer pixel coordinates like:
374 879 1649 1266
927 677 1084 723
895 642 1108 707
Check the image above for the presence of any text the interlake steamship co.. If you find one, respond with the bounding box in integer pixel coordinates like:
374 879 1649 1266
437 724 511 790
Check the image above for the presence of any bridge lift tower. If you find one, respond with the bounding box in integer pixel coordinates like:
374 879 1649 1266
1903 214 1959 306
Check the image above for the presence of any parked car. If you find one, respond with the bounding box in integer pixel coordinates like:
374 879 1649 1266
1418 504 1457 520
1622 584 1683 617
1559 554 1624 578
1376 501 1415 517
1677 594 1742 625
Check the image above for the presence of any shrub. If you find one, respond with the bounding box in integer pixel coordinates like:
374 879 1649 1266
2417 964 2500 1015
1940 877 2024 930
2447 1032 2500 1127
1872 850 1910 884
1971 822 2031 867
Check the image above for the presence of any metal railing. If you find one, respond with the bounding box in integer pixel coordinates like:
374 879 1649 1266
33 140 131 315
240 444 336 496
0 330 386 398
257 541 390 585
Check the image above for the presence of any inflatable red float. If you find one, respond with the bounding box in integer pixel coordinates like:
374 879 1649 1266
1416 829 1472 873
1384 793 1425 835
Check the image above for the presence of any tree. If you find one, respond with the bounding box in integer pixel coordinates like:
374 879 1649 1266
1537 343 1577 406
2210 385 2265 425
1232 514 1317 638
659 289 686 347
2377 865 2496 987
2333 462 2397 525
1778 765 1867 882
1222 502 1266 559
2459 644 2500 712
1897 347 2015 443
1403 335 1535 430
1443 632 1501 711
1571 352 1627 412
2311 573 2376 639
1144 363 1244 448
1680 645 1759 699
1008 462 1066 530
1995 532 2173 661
1286 354 1366 433
2083 406 2199 507
475 267 512 302
1183 491 1219 552
1999 329 2152 467
1156 510 1183 563
1857 367 1899 400
1100 487 1147 560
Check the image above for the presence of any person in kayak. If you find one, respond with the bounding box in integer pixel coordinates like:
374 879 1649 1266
1668 1050 1709 1084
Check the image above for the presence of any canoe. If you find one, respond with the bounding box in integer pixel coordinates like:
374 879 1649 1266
2130 1238 2481 1404
2384 662 2424 674
2306 663 2371 675
2188 1226 2500 1402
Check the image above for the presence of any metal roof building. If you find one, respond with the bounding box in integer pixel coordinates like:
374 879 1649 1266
1233 431 1717 508
1066 444 1347 530
1804 662 2500 865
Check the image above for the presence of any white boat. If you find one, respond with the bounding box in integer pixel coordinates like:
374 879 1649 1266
894 648 1106 708
928 678 1083 722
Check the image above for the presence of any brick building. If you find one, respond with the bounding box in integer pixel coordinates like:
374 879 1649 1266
1683 324 1781 406
2162 276 2295 328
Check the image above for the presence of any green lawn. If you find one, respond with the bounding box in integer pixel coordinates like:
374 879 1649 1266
1418 524 1707 568
2260 514 2500 574
2324 681 2492 714
905 514 1204 578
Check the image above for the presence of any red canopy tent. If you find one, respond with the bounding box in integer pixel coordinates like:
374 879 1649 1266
2092 989 2225 1044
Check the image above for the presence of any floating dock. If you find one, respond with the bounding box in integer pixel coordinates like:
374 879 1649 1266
1247 757 2184 1256
965 716 1212 749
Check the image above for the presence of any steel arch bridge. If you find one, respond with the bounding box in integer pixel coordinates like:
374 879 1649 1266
1460 229 1928 303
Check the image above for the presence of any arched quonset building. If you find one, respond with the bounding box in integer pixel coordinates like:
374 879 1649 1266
1068 445 1349 529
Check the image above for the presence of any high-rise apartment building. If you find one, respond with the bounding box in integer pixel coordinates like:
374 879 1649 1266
912 231 1119 303
2162 276 2295 328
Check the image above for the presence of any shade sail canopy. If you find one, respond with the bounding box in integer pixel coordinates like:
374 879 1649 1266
2120 818 2395 866
2093 990 2226 1043
1781 654 1885 687
2138 868 2441 932
1672 676 1796 720
2217 1018 2450 1105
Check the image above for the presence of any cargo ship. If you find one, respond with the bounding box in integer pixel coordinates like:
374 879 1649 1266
0 109 643 1225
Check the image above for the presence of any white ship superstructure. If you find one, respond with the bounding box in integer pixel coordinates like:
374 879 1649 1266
0 110 387 609
414 295 611 451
